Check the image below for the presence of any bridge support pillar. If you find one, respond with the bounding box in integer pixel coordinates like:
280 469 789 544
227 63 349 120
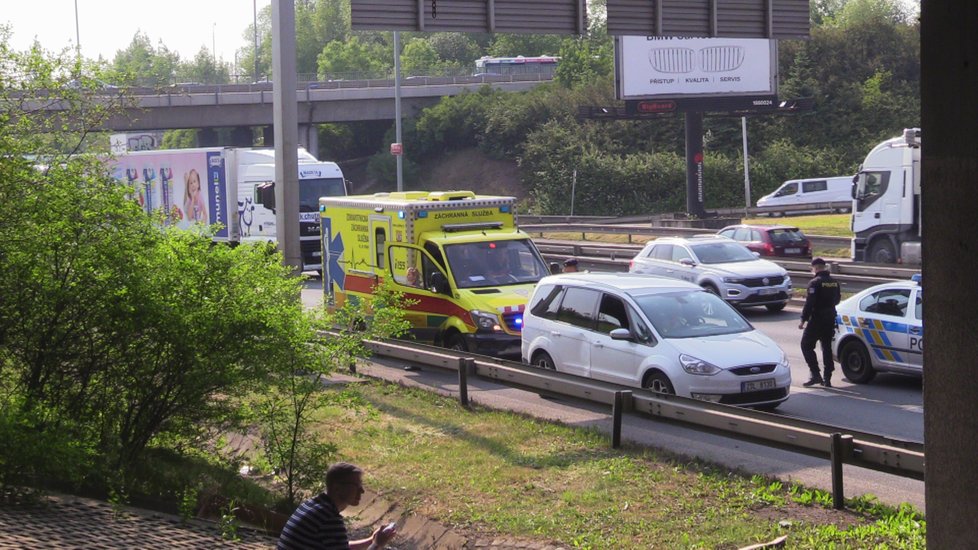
230 126 254 147
197 128 219 147
299 124 319 158
922 0 978 546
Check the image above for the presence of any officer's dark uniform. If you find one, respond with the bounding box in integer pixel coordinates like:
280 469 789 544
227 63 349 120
800 258 841 386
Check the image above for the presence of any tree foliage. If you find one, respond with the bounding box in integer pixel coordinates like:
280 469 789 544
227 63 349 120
0 35 405 503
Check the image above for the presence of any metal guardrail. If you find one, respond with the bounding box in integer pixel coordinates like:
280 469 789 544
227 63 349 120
518 203 851 226
356 337 924 508
523 223 851 250
524 224 920 284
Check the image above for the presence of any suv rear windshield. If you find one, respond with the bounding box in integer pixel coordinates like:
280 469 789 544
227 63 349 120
768 228 806 244
690 242 757 264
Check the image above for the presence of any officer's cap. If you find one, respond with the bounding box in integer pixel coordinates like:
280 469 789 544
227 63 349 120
811 257 827 266
563 257 579 266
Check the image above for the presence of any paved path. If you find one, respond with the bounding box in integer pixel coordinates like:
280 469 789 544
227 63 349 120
0 490 569 549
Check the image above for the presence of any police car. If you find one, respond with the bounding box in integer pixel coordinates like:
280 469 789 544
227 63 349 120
832 277 922 384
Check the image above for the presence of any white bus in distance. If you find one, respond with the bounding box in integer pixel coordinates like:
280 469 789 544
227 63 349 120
474 56 559 78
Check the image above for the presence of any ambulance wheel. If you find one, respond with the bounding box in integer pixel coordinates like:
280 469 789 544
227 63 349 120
840 340 876 384
446 333 468 353
868 239 896 264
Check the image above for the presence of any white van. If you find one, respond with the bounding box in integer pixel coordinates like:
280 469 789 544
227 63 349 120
756 176 854 210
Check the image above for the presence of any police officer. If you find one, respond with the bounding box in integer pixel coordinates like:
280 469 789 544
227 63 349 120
799 257 842 387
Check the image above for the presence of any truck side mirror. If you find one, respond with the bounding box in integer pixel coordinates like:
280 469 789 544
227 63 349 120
549 262 561 274
257 182 275 212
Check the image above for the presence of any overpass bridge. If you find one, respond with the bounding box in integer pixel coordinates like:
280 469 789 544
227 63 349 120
66 75 552 150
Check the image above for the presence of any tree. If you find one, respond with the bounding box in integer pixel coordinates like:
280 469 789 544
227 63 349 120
108 31 180 86
488 34 563 57
428 33 482 68
400 39 440 76
255 281 411 508
175 48 231 85
0 34 376 498
554 36 613 89
317 37 388 80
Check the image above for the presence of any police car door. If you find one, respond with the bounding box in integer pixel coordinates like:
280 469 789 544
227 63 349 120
908 287 923 368
859 287 913 370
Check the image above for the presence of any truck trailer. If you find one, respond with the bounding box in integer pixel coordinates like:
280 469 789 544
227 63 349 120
110 146 346 271
319 191 552 357
851 128 921 264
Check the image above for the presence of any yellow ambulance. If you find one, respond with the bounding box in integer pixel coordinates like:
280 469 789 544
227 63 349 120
319 191 551 357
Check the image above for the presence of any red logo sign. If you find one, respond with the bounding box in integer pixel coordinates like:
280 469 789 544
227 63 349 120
390 143 403 156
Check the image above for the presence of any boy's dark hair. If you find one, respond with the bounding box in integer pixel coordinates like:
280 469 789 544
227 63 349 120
326 462 363 487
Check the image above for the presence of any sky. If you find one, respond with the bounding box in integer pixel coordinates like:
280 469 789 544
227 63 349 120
2 1 268 65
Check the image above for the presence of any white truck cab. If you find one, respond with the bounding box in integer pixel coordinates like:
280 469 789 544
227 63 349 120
851 129 921 264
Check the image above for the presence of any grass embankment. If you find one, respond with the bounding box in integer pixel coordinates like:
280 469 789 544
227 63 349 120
294 378 924 549
534 214 854 259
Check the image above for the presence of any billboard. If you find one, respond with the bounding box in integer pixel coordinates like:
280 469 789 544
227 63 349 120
616 36 777 101
110 150 231 239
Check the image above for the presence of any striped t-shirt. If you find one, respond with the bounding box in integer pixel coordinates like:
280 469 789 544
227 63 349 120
277 493 349 550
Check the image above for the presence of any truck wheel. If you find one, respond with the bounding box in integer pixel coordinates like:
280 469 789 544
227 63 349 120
642 372 675 394
446 333 468 353
840 340 877 383
868 239 896 264
532 351 556 370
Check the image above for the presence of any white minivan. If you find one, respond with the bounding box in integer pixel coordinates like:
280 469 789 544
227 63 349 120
756 176 854 210
521 273 791 409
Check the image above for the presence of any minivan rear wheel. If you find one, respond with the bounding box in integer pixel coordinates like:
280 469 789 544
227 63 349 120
643 372 675 394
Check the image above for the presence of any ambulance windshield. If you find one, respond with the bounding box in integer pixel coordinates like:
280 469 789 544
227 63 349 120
299 177 346 210
445 239 549 288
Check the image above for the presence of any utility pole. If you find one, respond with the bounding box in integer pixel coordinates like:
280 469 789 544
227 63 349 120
253 0 260 81
73 0 81 61
394 31 403 192
271 0 301 273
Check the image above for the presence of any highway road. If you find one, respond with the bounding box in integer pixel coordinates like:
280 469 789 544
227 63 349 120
300 276 926 512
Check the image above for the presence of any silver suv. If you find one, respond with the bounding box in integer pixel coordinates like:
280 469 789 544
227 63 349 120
629 236 791 312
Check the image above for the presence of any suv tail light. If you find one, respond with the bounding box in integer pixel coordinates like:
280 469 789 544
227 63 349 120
629 259 635 270
763 242 775 255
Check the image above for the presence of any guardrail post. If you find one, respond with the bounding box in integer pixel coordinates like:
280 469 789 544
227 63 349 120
612 390 632 448
830 433 853 509
348 358 357 374
458 358 475 409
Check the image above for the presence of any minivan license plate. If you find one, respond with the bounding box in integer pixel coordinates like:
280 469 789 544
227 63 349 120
742 378 776 392
785 247 801 254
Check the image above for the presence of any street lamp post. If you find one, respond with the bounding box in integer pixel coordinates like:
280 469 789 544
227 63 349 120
73 0 81 61
254 0 260 82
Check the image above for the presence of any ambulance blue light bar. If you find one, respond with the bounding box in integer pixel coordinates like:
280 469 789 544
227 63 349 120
499 205 511 213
